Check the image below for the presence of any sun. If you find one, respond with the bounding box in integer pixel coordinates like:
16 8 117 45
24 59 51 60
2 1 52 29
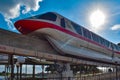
89 9 106 28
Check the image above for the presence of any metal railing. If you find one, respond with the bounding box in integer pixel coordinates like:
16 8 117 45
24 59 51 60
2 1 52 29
20 71 120 80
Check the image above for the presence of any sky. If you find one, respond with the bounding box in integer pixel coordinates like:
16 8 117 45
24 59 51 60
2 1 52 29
0 0 120 44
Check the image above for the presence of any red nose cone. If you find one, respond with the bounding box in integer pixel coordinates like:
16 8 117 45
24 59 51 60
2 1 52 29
14 20 34 34
14 19 60 35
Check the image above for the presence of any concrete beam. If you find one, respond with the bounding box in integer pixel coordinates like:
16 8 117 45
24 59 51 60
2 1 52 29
0 29 118 66
0 29 58 55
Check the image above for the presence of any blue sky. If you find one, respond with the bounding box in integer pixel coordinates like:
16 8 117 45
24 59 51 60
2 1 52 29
0 0 120 44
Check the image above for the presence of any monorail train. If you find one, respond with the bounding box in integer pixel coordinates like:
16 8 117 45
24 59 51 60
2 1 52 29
14 12 120 61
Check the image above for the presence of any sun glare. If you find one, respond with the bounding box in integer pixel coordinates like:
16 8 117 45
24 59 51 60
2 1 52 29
89 9 106 28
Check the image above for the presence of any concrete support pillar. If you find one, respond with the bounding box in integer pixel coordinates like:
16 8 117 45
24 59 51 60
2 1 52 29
25 64 27 78
6 65 9 79
42 64 44 79
16 65 19 80
20 64 22 80
115 62 118 80
32 64 35 79
62 63 73 79
79 65 82 78
9 55 14 80
54 62 73 79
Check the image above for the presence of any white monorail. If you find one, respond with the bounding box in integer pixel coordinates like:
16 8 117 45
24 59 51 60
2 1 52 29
14 12 120 62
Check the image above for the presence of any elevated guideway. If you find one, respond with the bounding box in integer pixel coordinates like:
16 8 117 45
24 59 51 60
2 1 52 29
1 28 120 80
0 28 119 66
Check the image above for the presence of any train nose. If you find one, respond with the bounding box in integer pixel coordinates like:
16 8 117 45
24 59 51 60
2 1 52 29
14 20 33 34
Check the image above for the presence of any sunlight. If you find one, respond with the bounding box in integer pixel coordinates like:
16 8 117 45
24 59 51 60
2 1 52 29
89 9 106 29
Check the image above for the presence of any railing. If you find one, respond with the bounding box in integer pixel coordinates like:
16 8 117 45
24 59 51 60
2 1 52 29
20 72 120 80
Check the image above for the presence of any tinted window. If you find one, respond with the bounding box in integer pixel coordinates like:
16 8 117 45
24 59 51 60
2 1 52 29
102 39 105 46
111 44 118 51
116 46 120 51
110 43 114 50
113 44 118 51
29 12 57 21
104 40 110 47
97 36 110 47
39 12 57 21
118 46 120 51
114 45 119 51
71 22 82 35
87 30 91 39
91 33 99 43
83 28 91 39
60 18 66 28
99 37 103 44
103 39 106 46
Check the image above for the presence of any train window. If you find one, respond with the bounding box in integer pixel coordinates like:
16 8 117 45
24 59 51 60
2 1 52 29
105 40 110 47
111 43 115 50
82 28 91 39
110 43 113 49
114 44 118 51
38 12 57 21
114 45 119 51
87 30 91 39
82 28 87 38
91 33 99 43
102 39 105 46
118 46 120 51
99 37 102 45
116 46 120 51
60 18 66 28
99 38 105 46
71 22 82 35
111 44 118 51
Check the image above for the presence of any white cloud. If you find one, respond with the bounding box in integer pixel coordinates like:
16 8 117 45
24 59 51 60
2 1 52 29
111 24 120 30
0 0 42 31
5 19 16 30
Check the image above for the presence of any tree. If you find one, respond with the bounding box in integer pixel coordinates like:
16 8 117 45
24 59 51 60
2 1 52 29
45 65 56 73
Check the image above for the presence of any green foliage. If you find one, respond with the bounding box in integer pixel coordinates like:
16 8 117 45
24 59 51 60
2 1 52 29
45 65 56 73
71 65 100 75
45 64 100 75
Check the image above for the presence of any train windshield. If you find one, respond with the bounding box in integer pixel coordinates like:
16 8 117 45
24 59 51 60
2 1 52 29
28 12 57 21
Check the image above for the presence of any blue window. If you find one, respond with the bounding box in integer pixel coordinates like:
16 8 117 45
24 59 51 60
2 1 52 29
104 40 110 47
98 37 102 44
102 39 105 46
110 43 114 50
113 45 116 50
116 46 120 51
111 44 118 51
118 46 120 51
83 28 91 39
114 45 119 51
39 12 57 21
86 30 91 39
99 37 106 46
71 22 82 35
29 12 57 21
60 18 66 28
91 33 99 43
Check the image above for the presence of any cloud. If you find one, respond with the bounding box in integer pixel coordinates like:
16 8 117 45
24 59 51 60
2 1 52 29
5 19 16 30
111 24 120 30
0 0 42 31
